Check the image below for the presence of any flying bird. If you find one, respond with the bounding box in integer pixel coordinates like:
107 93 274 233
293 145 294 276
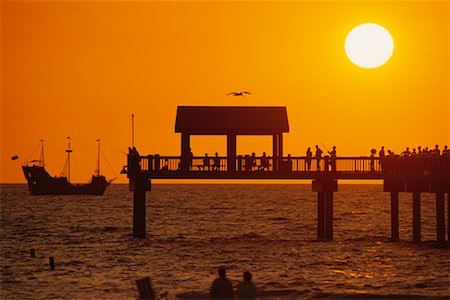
227 91 251 97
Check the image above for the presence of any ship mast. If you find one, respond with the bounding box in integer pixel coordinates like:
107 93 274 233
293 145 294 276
96 139 101 176
66 136 73 182
40 139 45 167
132 113 135 148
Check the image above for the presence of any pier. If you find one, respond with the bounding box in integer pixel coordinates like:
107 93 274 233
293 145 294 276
126 106 449 242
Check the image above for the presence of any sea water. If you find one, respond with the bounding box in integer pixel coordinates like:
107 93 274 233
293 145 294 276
1 184 449 299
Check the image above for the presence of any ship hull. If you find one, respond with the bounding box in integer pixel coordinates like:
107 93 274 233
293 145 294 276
22 166 109 196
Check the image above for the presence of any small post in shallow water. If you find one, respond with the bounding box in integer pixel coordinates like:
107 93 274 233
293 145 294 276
30 248 35 258
49 256 55 270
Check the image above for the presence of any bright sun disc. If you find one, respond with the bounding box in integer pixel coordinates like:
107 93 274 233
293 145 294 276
345 23 394 68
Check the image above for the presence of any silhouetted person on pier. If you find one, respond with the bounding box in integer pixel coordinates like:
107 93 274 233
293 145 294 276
236 271 257 300
417 146 422 155
245 152 256 171
411 148 417 156
161 158 169 171
188 148 194 170
401 147 411 157
209 267 234 299
432 145 440 155
315 145 323 171
128 147 141 178
306 147 312 171
379 146 385 163
213 152 220 170
370 149 376 172
204 153 210 170
260 152 269 171
443 145 449 156
328 146 337 172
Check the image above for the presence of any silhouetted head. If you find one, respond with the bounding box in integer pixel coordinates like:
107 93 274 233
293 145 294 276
381 146 384 150
205 153 208 156
252 152 255 156
243 271 252 282
215 152 218 156
263 152 266 156
435 145 439 149
333 146 336 150
218 267 227 279
316 145 319 149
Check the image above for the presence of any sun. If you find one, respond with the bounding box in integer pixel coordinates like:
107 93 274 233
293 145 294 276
345 23 394 69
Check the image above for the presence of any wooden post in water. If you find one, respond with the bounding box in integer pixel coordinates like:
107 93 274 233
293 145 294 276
390 191 399 241
313 179 337 240
325 191 334 240
412 192 421 242
132 176 151 238
436 192 445 242
448 193 450 242
317 192 325 240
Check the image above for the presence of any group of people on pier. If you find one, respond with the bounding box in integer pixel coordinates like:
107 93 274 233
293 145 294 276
378 145 450 158
305 145 337 171
149 143 450 173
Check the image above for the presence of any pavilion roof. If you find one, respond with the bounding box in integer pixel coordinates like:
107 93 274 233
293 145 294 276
175 106 289 135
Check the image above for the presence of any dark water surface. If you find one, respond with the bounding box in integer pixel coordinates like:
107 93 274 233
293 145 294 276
1 184 449 299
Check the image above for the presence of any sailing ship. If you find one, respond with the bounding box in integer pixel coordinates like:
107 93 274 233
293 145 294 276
22 137 112 195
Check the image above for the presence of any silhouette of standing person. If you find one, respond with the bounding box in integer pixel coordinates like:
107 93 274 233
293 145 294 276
213 152 220 171
328 146 337 172
188 148 194 170
379 146 385 171
306 147 312 171
204 153 210 170
315 145 323 171
209 267 234 299
236 271 257 300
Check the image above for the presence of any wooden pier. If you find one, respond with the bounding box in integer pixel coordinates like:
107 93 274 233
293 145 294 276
126 106 450 242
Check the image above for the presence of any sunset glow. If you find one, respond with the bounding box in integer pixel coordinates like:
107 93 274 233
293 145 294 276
1 1 449 183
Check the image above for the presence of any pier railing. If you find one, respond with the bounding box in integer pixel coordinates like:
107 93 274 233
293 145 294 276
137 155 382 175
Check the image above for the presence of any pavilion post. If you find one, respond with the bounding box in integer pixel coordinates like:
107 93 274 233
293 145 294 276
227 134 236 172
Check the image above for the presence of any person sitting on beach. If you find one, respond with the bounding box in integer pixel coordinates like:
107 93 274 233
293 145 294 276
209 267 234 299
236 271 257 300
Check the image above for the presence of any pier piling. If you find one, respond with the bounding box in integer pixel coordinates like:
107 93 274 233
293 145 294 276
133 176 150 238
390 192 399 241
412 192 421 242
313 179 337 240
436 192 445 242
317 192 325 240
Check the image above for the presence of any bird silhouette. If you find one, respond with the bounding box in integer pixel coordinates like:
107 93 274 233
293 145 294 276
227 91 251 97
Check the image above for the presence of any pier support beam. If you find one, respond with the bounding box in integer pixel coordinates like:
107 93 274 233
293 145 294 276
317 192 325 240
227 134 236 172
412 192 421 242
325 191 334 240
448 193 450 242
313 179 337 240
390 191 399 241
436 193 445 242
132 176 151 238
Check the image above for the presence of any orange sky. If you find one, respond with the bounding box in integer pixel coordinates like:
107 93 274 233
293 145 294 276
1 1 449 183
